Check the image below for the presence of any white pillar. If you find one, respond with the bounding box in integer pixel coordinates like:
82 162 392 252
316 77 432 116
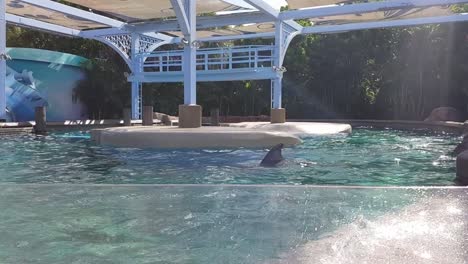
271 21 287 123
272 77 282 109
178 0 201 128
183 0 197 105
131 81 141 119
272 21 284 109
0 0 6 120
183 44 196 105
131 33 141 119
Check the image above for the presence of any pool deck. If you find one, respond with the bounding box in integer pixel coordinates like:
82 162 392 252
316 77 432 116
90 122 352 149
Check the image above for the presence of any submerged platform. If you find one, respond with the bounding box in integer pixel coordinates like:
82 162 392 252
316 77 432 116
90 122 351 149
230 122 352 137
91 126 302 149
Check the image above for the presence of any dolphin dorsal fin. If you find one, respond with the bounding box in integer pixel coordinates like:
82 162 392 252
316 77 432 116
260 143 284 167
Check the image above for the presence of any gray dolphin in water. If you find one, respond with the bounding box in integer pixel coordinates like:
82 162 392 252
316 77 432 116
454 134 468 156
260 143 284 167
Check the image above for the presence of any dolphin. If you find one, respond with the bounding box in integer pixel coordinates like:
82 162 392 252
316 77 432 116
453 134 468 156
260 143 284 167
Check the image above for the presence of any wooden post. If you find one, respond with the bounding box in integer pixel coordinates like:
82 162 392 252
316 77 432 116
123 108 132 126
142 106 153 126
210 108 220 126
179 105 202 128
34 106 47 134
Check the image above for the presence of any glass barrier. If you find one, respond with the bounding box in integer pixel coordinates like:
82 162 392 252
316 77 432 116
0 184 466 263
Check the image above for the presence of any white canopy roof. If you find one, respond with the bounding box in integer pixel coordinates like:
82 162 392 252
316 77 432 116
5 0 468 42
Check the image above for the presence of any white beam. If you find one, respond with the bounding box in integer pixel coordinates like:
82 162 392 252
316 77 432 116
280 0 468 21
242 0 279 19
145 33 179 44
243 0 303 31
20 0 124 28
198 32 275 42
301 13 468 34
6 14 80 36
79 28 178 43
126 12 271 33
170 0 191 36
79 28 126 38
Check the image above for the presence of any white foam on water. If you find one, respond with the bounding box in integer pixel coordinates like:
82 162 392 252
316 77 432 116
271 195 468 264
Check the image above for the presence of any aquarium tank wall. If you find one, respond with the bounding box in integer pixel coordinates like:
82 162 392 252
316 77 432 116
5 48 88 122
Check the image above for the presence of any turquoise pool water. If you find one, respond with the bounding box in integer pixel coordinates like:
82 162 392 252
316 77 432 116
1 185 467 263
0 129 465 263
0 128 458 186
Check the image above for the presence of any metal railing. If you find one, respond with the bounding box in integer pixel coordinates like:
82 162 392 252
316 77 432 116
135 45 274 74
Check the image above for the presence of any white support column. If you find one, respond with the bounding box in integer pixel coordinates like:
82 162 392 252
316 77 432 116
183 0 197 105
271 21 286 123
131 82 141 120
0 0 6 120
131 33 142 120
183 46 197 105
272 77 282 109
177 0 202 128
272 21 283 110
270 20 300 123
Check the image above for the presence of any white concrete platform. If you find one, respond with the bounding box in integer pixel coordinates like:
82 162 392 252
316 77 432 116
229 122 352 137
90 122 352 149
91 126 302 149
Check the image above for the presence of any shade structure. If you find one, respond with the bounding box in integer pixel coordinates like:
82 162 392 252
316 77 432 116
165 22 276 39
286 0 356 10
6 0 107 29
3 0 468 40
309 5 458 26
64 0 251 22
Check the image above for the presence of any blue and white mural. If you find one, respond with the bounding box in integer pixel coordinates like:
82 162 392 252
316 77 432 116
5 48 88 122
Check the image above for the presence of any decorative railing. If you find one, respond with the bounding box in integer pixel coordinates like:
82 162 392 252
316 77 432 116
135 45 275 74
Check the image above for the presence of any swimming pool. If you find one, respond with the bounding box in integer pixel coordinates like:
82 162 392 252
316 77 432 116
0 128 464 263
0 185 466 263
0 128 458 186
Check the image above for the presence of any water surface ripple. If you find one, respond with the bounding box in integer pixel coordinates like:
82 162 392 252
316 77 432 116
0 128 458 186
